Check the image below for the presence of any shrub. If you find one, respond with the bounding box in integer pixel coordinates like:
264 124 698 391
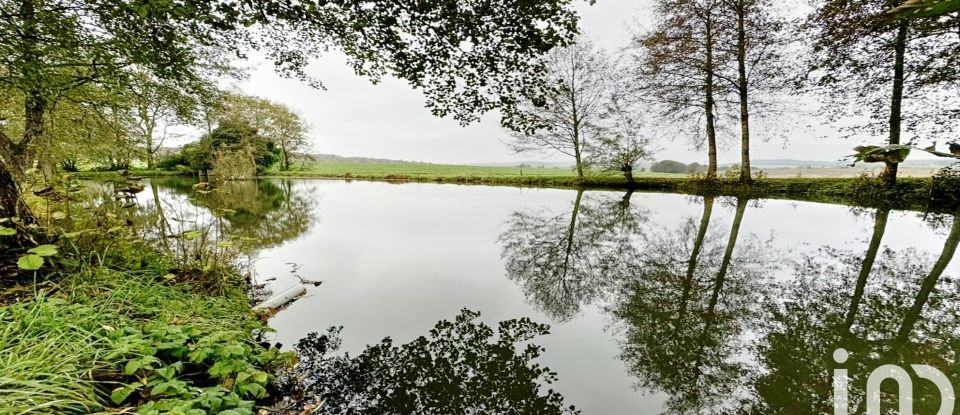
931 163 960 208
211 148 257 180
155 153 189 171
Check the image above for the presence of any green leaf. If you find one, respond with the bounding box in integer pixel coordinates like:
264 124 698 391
889 0 960 18
252 371 268 384
17 255 44 271
28 245 58 257
62 230 86 238
110 384 139 405
183 230 203 240
0 226 15 236
124 359 141 375
51 211 67 220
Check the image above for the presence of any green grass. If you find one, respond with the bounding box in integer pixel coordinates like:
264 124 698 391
0 261 284 414
268 161 683 180
74 170 194 180
74 161 955 211
265 162 953 211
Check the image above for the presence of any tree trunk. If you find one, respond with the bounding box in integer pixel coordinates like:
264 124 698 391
573 139 584 181
678 196 715 321
693 198 746 383
713 197 747 300
843 208 889 334
895 213 960 344
561 190 584 277
622 164 634 184
704 14 719 181
882 20 909 186
280 142 291 171
16 0 42 179
0 159 32 223
735 1 752 184
37 131 55 184
146 126 155 170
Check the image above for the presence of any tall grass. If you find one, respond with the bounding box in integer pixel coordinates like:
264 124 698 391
0 265 263 414
0 294 109 414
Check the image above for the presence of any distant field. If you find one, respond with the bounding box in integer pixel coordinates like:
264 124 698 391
276 162 685 179
758 166 940 178
273 162 941 180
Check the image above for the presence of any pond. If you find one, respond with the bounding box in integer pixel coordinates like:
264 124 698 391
139 177 960 414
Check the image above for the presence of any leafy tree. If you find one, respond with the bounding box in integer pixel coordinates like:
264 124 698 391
717 0 790 183
632 0 734 181
804 0 960 185
498 190 649 321
153 179 315 253
498 191 604 321
610 197 773 414
125 70 216 169
185 120 280 175
218 94 310 171
507 39 612 181
746 220 960 414
0 0 582 224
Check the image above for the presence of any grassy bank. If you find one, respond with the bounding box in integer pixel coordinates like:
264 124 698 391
1 270 285 414
74 170 195 180
0 212 290 414
78 161 955 212
268 161 681 180
267 165 951 212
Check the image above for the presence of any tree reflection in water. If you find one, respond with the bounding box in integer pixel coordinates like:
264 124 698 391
608 197 775 414
152 178 315 252
276 309 579 415
498 190 649 322
746 212 960 415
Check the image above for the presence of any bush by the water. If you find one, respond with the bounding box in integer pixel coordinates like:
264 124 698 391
157 120 281 175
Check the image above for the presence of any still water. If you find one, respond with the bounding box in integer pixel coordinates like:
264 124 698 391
142 178 960 414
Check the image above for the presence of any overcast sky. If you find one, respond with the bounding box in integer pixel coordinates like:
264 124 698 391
226 0 936 165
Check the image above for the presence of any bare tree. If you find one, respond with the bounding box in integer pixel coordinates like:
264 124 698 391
507 38 611 181
587 91 657 184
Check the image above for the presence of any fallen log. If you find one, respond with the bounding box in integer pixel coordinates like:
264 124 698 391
253 285 307 317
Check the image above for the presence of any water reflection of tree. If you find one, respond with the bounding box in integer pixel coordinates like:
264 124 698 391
747 213 960 415
609 197 774 414
498 190 649 322
152 178 315 252
278 309 579 415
